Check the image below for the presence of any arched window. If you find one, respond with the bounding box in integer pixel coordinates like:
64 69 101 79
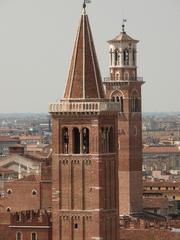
135 97 139 112
133 49 136 65
6 207 11 212
114 49 119 66
62 128 69 154
16 232 22 240
110 49 113 65
131 92 140 112
123 48 129 65
112 96 115 102
72 128 80 154
120 97 124 112
101 127 113 153
101 128 106 153
31 232 37 240
82 128 89 154
105 128 109 152
109 127 114 153
116 96 120 102
7 189 12 194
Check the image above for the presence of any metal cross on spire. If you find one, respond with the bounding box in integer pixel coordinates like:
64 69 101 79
122 19 127 33
83 0 91 13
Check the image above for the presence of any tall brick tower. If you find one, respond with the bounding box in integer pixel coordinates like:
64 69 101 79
49 5 119 240
103 23 144 215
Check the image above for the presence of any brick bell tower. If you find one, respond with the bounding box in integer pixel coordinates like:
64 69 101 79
103 22 144 215
49 4 119 240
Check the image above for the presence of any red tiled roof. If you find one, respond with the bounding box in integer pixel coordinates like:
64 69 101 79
108 31 139 43
64 13 104 99
143 180 180 187
143 146 180 153
19 135 44 141
0 136 20 142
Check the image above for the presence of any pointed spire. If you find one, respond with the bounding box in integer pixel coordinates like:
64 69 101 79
64 12 104 99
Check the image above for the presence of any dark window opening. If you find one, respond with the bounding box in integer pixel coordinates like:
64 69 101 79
16 232 22 240
82 128 89 154
101 127 114 153
114 49 119 66
110 49 113 65
7 189 12 194
131 94 139 112
116 96 120 102
6 207 11 212
109 127 114 153
101 128 106 153
133 49 136 65
73 128 80 154
120 97 124 112
32 232 37 240
74 223 78 229
123 49 129 65
62 128 69 154
32 190 37 196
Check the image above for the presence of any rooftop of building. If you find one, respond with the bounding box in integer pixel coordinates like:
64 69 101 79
143 179 180 187
0 136 20 142
143 145 180 153
108 31 139 43
143 197 169 209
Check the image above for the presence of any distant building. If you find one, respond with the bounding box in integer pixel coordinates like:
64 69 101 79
0 136 20 155
143 145 180 173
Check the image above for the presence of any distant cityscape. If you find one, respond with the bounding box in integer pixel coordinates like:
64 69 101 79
0 112 180 219
0 2 179 239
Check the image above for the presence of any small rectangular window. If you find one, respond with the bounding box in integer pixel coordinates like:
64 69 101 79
74 223 78 229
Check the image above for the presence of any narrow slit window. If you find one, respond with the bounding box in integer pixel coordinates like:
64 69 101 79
62 128 69 154
82 128 89 154
72 128 80 154
16 232 22 240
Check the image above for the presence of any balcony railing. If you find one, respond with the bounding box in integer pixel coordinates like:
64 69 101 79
104 76 143 82
49 101 121 113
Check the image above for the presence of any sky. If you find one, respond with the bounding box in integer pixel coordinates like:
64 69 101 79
0 0 179 113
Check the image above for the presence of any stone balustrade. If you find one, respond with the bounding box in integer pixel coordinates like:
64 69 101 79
49 101 121 113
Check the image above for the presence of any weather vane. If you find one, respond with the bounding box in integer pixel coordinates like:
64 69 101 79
83 0 91 13
122 19 127 33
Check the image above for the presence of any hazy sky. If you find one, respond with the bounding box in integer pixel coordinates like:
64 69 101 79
0 0 179 113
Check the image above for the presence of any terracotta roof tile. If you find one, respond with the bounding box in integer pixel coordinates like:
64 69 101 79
108 32 139 43
0 136 20 142
143 146 180 153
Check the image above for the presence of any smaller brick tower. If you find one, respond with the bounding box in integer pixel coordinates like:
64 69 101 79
103 23 144 215
49 5 119 240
